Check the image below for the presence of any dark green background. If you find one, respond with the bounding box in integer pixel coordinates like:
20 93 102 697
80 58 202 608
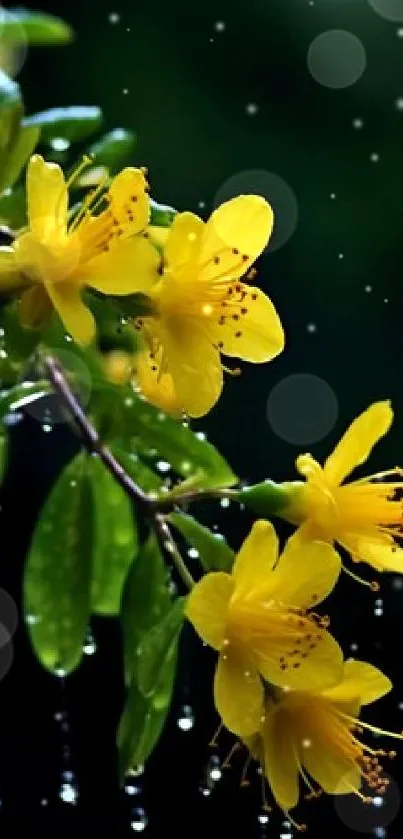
2 0 403 836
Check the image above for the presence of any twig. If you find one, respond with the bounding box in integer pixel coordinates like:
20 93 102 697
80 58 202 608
42 354 194 589
43 354 150 508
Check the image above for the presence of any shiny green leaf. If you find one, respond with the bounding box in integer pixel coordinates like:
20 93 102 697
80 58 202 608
87 454 137 616
0 123 40 192
0 69 20 111
137 597 184 699
0 184 25 228
117 664 175 779
24 453 93 673
111 446 163 493
87 128 136 173
24 106 102 143
0 430 8 482
169 512 234 572
109 387 236 490
0 9 74 44
0 71 22 180
121 534 171 685
0 381 51 417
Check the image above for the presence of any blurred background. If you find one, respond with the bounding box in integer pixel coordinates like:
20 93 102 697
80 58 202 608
1 0 403 835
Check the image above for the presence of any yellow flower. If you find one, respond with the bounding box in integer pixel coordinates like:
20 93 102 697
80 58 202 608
0 155 159 345
134 196 285 417
246 659 395 814
284 401 403 574
185 520 343 738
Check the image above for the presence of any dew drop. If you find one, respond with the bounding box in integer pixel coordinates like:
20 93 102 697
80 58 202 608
177 703 195 731
59 782 78 804
50 137 70 152
130 807 148 832
245 102 259 116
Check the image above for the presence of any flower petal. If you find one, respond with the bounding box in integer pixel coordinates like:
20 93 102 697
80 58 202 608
214 646 264 737
27 154 67 241
135 345 184 417
199 195 273 279
76 235 160 295
44 279 95 345
136 317 223 418
262 702 300 811
164 212 204 272
232 520 279 599
162 318 223 417
210 285 284 363
108 167 150 234
341 533 403 572
323 401 393 487
255 626 344 693
185 572 234 650
266 538 341 609
148 225 170 249
0 246 25 291
19 285 53 328
323 660 391 707
302 739 361 796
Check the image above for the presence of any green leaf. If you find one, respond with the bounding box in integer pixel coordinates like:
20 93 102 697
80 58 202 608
111 445 163 493
0 123 40 192
121 534 171 685
169 512 234 572
137 597 184 699
108 387 236 490
0 381 51 417
87 454 137 616
0 429 8 482
117 672 174 779
24 106 102 143
24 453 93 674
0 9 74 45
87 128 136 173
0 69 20 111
0 71 22 177
0 184 26 228
150 198 177 227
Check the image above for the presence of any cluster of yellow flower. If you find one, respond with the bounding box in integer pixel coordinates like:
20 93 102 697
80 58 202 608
187 400 403 822
0 156 283 418
1 156 402 821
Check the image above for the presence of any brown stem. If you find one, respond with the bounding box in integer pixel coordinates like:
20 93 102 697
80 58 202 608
42 354 194 588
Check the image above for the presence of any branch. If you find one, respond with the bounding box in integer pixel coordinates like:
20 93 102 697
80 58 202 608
42 354 150 508
42 354 194 589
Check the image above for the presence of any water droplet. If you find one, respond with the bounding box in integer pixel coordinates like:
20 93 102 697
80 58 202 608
307 322 317 333
365 284 373 292
130 810 148 832
125 783 140 795
41 423 52 433
353 117 364 129
108 12 120 23
245 103 259 116
398 27 403 36
187 547 199 559
177 704 195 731
195 431 206 440
40 798 48 806
330 192 336 199
26 613 40 625
83 632 97 655
156 460 171 473
123 88 129 95
214 20 226 31
220 497 230 508
370 153 380 162
373 829 386 838
338 253 344 260
395 97 403 110
181 461 192 473
59 782 78 804
50 137 70 152
258 813 270 825
373 796 384 807
350 642 359 651
124 397 134 407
